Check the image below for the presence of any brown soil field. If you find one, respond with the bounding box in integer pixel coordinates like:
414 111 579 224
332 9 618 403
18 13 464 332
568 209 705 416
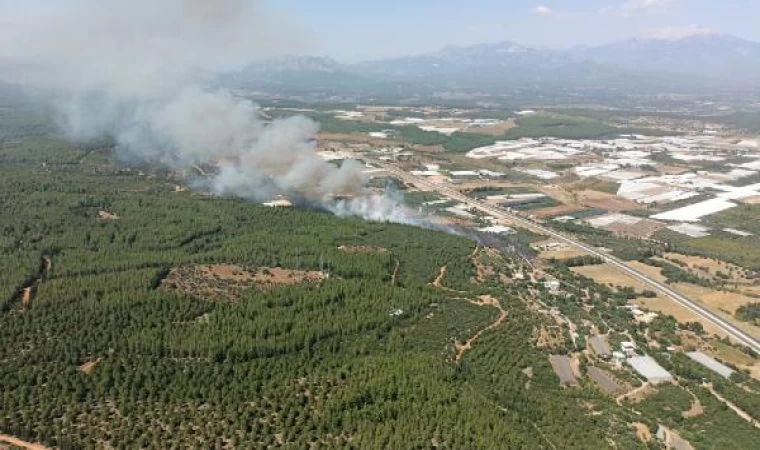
162 264 325 300
577 190 643 212
538 185 576 205
671 283 758 315
531 204 583 219
626 261 669 284
572 264 650 290
605 219 666 239
539 247 589 260
466 119 517 136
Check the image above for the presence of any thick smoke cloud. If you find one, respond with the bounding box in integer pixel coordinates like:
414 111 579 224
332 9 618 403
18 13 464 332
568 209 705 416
0 0 371 204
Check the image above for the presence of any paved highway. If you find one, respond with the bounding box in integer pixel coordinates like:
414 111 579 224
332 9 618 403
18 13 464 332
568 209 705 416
374 160 760 353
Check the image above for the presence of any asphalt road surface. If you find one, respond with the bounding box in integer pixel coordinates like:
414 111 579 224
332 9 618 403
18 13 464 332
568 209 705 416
374 160 760 353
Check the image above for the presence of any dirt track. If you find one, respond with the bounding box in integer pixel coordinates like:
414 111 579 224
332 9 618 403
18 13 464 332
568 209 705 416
431 266 447 288
0 434 51 450
455 295 508 362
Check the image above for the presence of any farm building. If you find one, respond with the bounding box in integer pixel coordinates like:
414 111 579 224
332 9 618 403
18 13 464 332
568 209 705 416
686 352 735 379
628 355 674 384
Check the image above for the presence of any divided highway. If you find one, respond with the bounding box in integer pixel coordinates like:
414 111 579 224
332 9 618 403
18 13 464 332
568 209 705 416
374 160 760 354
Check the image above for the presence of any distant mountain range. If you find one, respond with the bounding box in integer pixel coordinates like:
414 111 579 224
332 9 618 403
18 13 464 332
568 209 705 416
230 34 760 96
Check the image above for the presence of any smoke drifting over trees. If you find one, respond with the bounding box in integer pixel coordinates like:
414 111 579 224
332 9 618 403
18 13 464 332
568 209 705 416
0 0 368 204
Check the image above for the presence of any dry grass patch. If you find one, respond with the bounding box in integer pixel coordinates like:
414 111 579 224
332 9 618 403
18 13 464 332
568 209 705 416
663 253 756 284
577 190 643 211
540 247 589 261
98 210 119 220
672 283 757 314
571 264 649 291
0 435 51 450
79 358 102 375
531 204 583 219
627 261 669 284
632 422 652 443
162 264 325 300
633 296 727 338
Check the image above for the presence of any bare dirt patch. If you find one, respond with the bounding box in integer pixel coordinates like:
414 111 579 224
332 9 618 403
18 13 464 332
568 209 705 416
21 287 32 307
626 261 669 284
98 210 119 220
162 264 326 300
0 435 51 450
572 264 649 290
682 399 704 418
673 283 757 315
605 219 666 239
79 358 102 375
531 204 583 219
338 245 387 254
431 266 447 288
577 190 643 212
618 383 656 404
466 119 517 136
632 422 652 443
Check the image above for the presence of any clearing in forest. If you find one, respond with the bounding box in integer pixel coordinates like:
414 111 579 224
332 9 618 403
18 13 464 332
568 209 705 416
161 264 325 300
98 210 119 220
78 358 102 375
632 422 652 443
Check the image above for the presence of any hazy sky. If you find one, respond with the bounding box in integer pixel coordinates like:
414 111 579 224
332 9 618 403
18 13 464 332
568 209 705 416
266 0 760 61
2 1 759 63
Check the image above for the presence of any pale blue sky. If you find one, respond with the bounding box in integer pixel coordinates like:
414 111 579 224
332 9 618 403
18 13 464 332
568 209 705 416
1 1 758 63
267 0 760 61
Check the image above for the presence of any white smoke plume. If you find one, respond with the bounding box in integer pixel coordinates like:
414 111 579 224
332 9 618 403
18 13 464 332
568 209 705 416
0 0 378 207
